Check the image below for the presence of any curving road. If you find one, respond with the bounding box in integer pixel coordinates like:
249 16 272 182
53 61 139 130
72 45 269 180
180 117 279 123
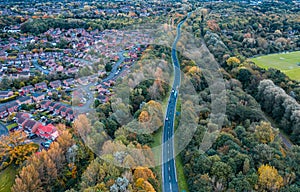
72 51 125 114
162 13 190 192
32 59 50 75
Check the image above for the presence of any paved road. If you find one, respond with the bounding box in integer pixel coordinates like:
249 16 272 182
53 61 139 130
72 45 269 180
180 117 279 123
0 122 8 136
73 51 125 114
162 13 190 192
32 59 50 75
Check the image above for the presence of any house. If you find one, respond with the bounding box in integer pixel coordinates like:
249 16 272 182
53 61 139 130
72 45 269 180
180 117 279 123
35 82 47 90
63 78 75 87
0 106 8 118
48 102 59 111
21 85 34 94
40 100 51 109
15 112 30 120
16 116 28 129
77 77 89 85
66 109 74 121
15 112 30 128
22 119 40 133
19 71 30 78
34 124 59 140
32 92 45 102
5 102 18 114
0 91 13 99
16 96 32 105
53 104 63 114
49 80 61 89
60 107 71 117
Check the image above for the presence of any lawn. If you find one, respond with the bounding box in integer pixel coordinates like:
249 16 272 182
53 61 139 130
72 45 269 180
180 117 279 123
251 51 300 81
6 123 17 131
0 166 16 192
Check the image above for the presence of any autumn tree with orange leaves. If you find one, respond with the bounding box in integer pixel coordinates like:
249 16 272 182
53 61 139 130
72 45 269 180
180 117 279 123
0 131 38 169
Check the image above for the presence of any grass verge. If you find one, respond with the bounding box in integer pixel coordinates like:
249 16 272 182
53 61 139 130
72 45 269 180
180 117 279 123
175 155 189 192
6 123 17 131
0 165 16 192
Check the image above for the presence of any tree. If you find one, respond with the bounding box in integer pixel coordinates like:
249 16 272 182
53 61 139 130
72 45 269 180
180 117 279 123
258 164 283 191
255 121 276 144
0 76 11 90
105 63 112 72
56 124 74 152
12 164 43 192
210 161 232 182
138 111 150 123
133 166 156 181
228 173 251 192
0 131 38 168
226 57 241 68
73 114 92 138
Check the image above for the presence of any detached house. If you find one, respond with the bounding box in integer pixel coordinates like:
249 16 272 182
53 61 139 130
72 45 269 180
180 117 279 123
48 102 59 112
60 107 71 117
21 85 34 94
34 124 59 140
22 119 40 133
49 80 61 89
63 78 75 87
0 91 13 99
53 104 64 115
15 112 30 128
66 109 74 121
35 82 47 90
0 106 8 118
40 100 51 109
5 102 18 114
16 96 32 105
32 92 45 102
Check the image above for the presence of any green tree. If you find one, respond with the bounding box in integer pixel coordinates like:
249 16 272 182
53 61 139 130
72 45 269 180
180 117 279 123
210 161 232 181
105 63 112 72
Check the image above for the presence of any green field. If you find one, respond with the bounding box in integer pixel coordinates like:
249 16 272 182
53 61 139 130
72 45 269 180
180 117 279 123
251 51 300 81
0 166 16 192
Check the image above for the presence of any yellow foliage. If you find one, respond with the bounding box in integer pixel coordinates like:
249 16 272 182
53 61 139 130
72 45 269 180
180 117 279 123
188 66 201 74
258 164 283 191
135 178 156 192
255 121 275 144
138 111 150 123
143 181 156 192
0 131 38 168
226 57 241 66
133 166 156 181
135 178 144 188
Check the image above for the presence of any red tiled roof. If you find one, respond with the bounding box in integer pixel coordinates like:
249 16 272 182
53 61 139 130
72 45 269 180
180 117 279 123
38 124 56 133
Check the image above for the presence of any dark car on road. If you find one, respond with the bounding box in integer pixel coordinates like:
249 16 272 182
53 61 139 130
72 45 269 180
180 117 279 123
28 133 38 139
41 139 53 149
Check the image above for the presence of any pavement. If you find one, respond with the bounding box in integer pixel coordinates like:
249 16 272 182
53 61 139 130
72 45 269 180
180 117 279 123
0 122 8 136
162 13 190 192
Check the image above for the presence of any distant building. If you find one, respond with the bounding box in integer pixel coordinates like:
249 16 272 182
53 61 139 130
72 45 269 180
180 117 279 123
0 91 13 99
35 82 48 90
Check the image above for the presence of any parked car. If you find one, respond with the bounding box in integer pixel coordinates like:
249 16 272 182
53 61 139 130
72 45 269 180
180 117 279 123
41 139 53 148
28 133 37 139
